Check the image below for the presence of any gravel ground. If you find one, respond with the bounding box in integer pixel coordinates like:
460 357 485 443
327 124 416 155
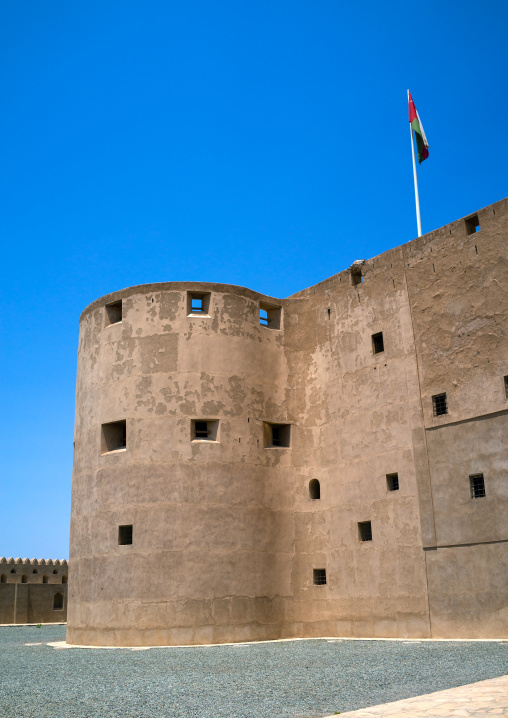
1 625 507 718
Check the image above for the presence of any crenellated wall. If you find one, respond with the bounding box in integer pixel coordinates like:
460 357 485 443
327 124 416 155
0 558 68 624
68 197 508 646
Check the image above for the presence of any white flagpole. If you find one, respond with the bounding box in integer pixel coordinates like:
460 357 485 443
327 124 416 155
408 90 422 237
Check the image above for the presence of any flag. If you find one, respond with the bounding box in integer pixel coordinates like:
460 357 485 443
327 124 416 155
408 91 429 163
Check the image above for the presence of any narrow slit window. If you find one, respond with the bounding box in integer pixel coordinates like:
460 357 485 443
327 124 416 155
43 575 48 584
372 332 384 354
105 300 122 326
309 479 320 500
386 473 399 491
101 420 127 454
465 214 480 235
192 419 219 442
118 524 133 545
313 568 327 585
53 592 64 610
504 376 508 398
187 292 211 316
470 474 486 499
432 393 448 416
259 303 282 330
264 422 291 448
359 521 372 542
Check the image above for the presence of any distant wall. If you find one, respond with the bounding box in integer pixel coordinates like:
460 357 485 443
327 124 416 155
0 558 68 624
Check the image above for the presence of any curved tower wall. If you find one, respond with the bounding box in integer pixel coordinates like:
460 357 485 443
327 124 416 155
68 283 293 646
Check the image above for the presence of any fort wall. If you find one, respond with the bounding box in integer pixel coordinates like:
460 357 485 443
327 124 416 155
68 197 508 646
0 558 68 624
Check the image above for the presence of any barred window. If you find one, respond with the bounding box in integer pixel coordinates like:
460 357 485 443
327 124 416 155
470 474 486 499
313 568 327 585
432 393 448 416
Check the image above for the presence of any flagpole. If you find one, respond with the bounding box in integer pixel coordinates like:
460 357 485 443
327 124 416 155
408 91 422 237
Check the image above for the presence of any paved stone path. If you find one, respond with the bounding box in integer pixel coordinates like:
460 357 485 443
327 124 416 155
323 675 508 717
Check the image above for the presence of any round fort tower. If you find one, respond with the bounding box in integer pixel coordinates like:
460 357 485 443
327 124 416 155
67 282 294 646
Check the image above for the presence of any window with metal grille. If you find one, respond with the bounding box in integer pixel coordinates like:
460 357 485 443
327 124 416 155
359 521 372 542
53 592 64 610
387 473 399 491
470 474 486 499
432 393 448 416
118 525 133 545
372 332 384 354
101 420 127 454
504 376 508 398
313 568 327 585
309 479 320 500
192 419 219 441
105 300 122 326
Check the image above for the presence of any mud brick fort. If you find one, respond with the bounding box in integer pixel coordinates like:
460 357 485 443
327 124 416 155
67 198 507 646
0 558 68 624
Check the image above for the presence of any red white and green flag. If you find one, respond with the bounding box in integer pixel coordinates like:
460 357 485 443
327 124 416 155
408 90 429 163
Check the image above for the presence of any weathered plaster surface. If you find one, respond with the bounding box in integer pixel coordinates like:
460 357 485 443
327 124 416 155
68 199 508 646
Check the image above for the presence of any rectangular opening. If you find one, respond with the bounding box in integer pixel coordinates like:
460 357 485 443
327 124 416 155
105 300 122 326
187 292 211 316
358 521 372 542
386 473 399 491
504 375 508 399
470 473 486 499
372 332 384 354
191 419 219 442
260 303 282 330
101 420 127 454
118 524 133 545
313 568 327 586
432 393 448 416
264 422 291 448
465 214 480 235
351 270 363 286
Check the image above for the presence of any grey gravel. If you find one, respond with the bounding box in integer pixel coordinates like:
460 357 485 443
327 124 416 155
1 626 507 718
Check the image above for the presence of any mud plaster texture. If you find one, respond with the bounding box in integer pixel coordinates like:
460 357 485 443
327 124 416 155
0 558 68 624
68 198 508 647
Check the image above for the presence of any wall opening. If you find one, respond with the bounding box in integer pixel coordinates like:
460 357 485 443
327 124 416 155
53 592 64 611
465 214 480 235
359 521 373 542
191 419 219 441
313 568 327 585
10 569 15 574
62 575 68 584
21 575 27 583
386 473 399 491
105 300 122 326
470 473 486 499
0 575 5 583
43 576 48 584
372 332 384 354
53 570 58 575
260 303 282 330
432 393 448 416
118 524 133 545
101 420 127 454
309 479 321 500
264 422 291 448
187 292 211 316
504 375 508 398
32 569 38 574
351 269 363 285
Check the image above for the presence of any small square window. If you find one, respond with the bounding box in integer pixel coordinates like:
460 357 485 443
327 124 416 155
313 568 327 585
387 473 399 491
260 303 282 330
264 422 291 448
465 214 480 235
470 474 486 499
118 525 133 545
372 332 384 354
187 292 211 316
358 521 372 542
432 393 448 416
101 420 126 454
191 419 219 442
105 300 122 326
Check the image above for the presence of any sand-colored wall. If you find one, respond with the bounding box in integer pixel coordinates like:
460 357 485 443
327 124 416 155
0 558 68 624
68 198 508 645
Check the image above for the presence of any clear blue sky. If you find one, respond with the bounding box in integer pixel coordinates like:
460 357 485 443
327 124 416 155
1 0 506 560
